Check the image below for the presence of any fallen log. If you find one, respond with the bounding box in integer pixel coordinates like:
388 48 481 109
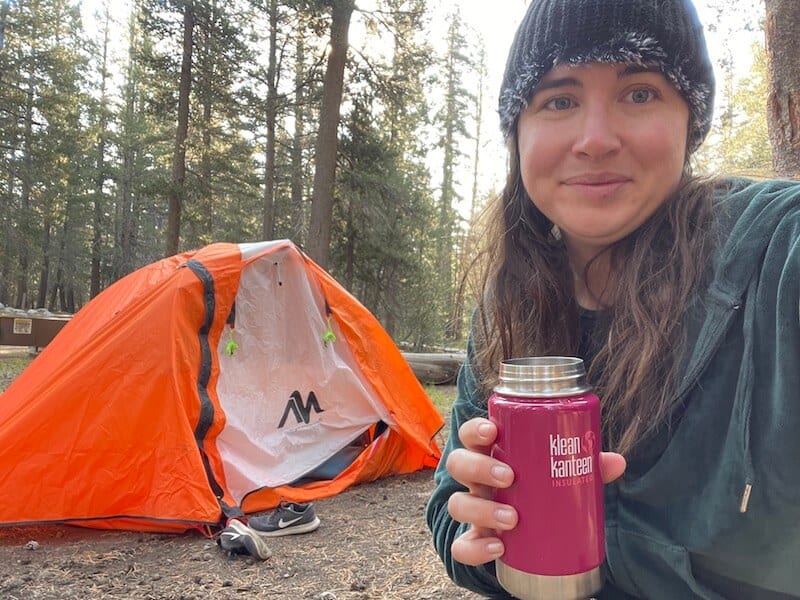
402 352 465 385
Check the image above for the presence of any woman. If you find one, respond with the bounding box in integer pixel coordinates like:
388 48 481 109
426 1 800 598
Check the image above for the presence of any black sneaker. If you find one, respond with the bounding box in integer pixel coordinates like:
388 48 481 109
217 518 272 559
248 501 321 537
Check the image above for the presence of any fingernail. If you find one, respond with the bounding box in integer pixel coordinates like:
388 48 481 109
495 508 515 526
490 465 511 482
487 542 503 556
478 422 493 438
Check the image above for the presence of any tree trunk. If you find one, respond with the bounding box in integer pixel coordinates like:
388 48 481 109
49 235 64 311
116 4 139 281
290 32 306 245
448 48 486 342
58 189 79 311
1 101 16 305
198 0 219 243
261 0 278 240
306 0 355 269
440 34 456 339
67 285 76 313
91 2 111 298
0 0 8 55
765 0 800 178
165 1 194 257
343 196 355 289
15 69 34 309
129 187 142 266
262 0 279 241
37 216 50 308
0 169 14 305
470 48 485 221
200 92 212 241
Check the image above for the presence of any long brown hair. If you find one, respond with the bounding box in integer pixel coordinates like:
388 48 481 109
474 135 718 456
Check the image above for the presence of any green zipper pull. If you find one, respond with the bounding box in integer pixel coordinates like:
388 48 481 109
323 316 337 347
225 327 239 356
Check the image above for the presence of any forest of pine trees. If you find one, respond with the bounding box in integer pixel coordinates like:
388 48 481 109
0 0 781 348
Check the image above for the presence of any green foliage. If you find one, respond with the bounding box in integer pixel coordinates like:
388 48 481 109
694 41 772 177
0 356 33 393
430 11 480 343
424 384 457 417
333 90 439 346
325 0 459 348
140 0 263 252
0 0 92 308
0 0 487 349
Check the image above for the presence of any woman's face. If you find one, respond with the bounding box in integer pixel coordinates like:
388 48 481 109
517 62 690 262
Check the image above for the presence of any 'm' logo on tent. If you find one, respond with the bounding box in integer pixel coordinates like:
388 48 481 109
278 391 325 427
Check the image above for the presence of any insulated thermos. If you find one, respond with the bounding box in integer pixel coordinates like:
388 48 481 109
488 357 604 600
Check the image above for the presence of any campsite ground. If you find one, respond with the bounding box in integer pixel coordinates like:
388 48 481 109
0 349 481 600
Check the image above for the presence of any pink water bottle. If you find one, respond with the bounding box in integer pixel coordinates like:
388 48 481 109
488 357 604 600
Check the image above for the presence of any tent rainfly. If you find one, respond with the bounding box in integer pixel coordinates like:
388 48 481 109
0 240 443 533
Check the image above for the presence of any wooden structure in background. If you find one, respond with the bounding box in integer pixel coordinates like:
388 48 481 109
0 315 71 349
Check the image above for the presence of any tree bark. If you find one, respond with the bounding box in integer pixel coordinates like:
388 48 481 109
165 1 194 257
49 235 64 311
262 0 279 241
36 215 50 309
765 0 800 178
401 352 465 385
91 2 111 298
116 3 140 281
440 19 458 339
198 1 215 243
15 67 34 308
0 0 8 55
290 32 306 245
0 168 14 305
306 0 355 269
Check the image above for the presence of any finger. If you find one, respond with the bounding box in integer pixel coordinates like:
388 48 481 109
446 448 514 493
451 525 505 566
458 418 497 452
448 491 518 532
600 451 627 483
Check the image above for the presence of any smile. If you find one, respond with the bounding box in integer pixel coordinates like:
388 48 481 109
563 174 631 199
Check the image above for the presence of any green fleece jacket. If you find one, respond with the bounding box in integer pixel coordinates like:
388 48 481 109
426 178 800 599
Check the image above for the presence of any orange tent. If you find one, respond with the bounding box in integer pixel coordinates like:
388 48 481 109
0 241 443 533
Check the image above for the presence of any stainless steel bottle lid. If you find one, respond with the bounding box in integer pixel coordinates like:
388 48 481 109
494 356 591 397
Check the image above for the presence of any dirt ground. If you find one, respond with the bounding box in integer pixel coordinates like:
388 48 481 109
0 349 481 600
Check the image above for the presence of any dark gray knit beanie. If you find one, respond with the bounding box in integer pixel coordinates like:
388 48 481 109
499 0 715 151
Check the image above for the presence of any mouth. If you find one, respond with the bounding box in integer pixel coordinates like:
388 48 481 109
562 173 631 198
563 173 631 185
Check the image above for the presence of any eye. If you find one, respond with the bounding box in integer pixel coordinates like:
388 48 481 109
543 96 575 111
626 87 658 104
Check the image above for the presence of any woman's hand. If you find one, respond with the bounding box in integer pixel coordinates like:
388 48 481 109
445 417 627 566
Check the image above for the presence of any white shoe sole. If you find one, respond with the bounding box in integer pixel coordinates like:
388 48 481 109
254 516 321 538
225 519 272 559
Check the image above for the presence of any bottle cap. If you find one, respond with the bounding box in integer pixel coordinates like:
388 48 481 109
494 356 591 397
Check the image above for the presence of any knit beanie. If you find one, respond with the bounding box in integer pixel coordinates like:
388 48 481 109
498 0 715 151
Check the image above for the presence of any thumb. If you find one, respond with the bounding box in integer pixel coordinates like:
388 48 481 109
600 451 626 483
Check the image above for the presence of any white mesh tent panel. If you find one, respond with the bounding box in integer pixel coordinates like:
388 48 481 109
215 244 393 502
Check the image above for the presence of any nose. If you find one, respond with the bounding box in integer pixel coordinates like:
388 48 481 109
571 102 621 160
